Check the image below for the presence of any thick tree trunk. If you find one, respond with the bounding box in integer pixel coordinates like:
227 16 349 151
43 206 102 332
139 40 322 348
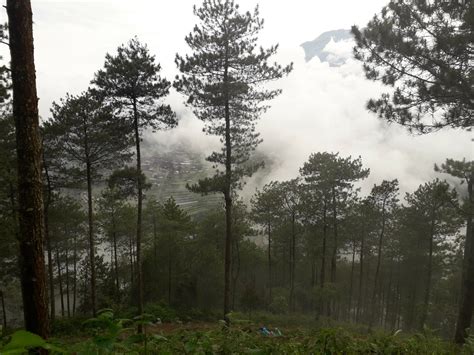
454 178 474 344
7 0 49 338
133 99 144 330
86 161 97 316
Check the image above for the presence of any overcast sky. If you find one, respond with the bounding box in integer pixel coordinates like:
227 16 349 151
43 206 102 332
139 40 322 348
3 0 471 197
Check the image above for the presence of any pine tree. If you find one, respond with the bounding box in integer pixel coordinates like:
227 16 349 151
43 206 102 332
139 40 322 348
6 0 49 337
405 179 460 329
368 179 399 327
93 38 177 321
175 0 292 319
45 90 131 316
435 159 474 344
251 182 282 304
300 153 369 285
352 0 473 133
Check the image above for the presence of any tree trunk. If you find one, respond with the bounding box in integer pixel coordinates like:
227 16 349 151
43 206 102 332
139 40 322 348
65 248 70 318
268 221 272 304
420 213 436 330
231 237 241 310
168 234 172 305
321 199 329 316
86 161 97 317
223 35 233 321
370 199 386 327
0 290 7 332
133 99 144 326
153 216 158 267
113 219 120 302
320 200 327 289
356 231 365 322
349 238 356 321
331 187 338 283
56 249 64 317
7 0 49 338
42 152 55 322
73 234 77 316
454 177 474 344
289 211 296 312
129 232 134 287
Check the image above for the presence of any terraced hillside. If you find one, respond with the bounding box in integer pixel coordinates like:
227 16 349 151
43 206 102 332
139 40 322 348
141 139 223 217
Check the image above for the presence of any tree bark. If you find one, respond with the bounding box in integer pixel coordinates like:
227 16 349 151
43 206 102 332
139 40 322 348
454 177 474 344
7 0 49 338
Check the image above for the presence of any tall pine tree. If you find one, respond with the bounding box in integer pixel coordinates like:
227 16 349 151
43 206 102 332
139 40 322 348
7 0 49 337
175 0 292 319
92 38 177 321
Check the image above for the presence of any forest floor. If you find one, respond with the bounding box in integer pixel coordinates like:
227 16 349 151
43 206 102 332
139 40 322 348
46 314 473 354
2 312 473 354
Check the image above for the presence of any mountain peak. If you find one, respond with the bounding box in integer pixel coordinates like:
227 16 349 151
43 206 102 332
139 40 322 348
301 29 353 66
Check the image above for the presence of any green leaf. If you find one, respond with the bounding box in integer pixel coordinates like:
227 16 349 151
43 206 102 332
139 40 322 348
2 330 47 351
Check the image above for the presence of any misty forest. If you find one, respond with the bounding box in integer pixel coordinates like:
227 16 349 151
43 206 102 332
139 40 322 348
0 0 473 353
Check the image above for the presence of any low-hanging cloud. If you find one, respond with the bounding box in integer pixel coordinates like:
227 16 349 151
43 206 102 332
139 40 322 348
237 39 472 197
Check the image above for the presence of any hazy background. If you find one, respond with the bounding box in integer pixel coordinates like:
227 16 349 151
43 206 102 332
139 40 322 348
2 0 471 197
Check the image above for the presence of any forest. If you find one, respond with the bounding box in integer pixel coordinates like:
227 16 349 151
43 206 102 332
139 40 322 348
0 0 472 354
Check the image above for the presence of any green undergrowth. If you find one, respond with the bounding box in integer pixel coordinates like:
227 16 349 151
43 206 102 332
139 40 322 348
1 309 473 354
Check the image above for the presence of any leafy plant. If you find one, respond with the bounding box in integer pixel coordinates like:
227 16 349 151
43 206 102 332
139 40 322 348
1 330 62 354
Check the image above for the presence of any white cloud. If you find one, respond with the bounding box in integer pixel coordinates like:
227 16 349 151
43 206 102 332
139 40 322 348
240 45 472 197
